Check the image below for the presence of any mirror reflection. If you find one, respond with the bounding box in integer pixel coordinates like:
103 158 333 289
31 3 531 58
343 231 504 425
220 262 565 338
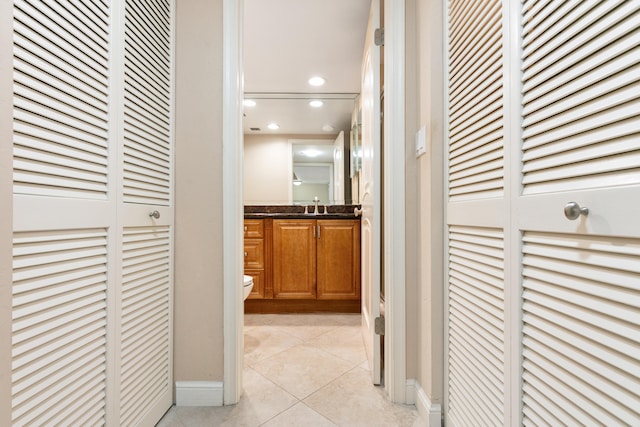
243 134 352 205
291 137 342 205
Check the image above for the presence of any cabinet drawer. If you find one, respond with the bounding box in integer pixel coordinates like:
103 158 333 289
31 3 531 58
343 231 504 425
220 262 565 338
244 219 264 238
244 269 265 299
244 239 264 269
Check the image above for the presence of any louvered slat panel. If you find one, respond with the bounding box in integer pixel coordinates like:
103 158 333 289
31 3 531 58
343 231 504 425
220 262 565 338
12 229 108 427
123 0 172 206
521 1 640 194
448 0 504 201
120 226 171 426
13 0 110 199
448 226 505 426
522 231 640 426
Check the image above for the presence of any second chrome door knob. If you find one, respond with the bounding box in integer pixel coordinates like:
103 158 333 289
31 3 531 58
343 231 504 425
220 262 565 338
564 202 588 221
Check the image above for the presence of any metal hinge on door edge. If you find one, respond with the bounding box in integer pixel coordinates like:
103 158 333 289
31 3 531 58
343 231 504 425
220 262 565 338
375 315 385 335
374 28 384 46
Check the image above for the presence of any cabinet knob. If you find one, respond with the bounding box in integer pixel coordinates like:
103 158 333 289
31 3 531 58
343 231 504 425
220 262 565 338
149 210 160 219
244 252 248 257
564 202 589 220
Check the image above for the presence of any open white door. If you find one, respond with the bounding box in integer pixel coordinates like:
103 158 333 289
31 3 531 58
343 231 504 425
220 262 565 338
360 0 382 385
333 131 345 203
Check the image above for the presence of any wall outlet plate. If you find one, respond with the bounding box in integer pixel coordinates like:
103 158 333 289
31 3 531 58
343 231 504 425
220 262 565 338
415 125 427 157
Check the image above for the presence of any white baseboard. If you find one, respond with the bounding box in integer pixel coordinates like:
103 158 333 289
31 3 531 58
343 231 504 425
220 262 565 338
406 379 418 404
175 381 224 406
407 379 442 427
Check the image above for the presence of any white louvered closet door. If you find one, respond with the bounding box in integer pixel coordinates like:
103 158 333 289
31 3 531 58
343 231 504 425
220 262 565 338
12 1 113 425
117 0 174 425
518 1 640 425
11 1 174 426
446 0 510 425
446 0 640 426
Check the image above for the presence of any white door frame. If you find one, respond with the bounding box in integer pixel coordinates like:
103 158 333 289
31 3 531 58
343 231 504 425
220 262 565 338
383 0 406 403
222 0 244 405
222 0 407 404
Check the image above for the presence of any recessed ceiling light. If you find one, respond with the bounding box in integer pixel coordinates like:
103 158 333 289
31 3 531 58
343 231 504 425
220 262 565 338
301 149 322 158
308 76 326 86
267 123 280 130
309 100 323 108
243 99 256 107
322 124 335 132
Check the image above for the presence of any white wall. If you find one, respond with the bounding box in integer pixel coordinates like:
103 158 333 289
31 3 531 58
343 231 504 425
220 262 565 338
174 0 225 383
243 135 290 204
405 0 445 410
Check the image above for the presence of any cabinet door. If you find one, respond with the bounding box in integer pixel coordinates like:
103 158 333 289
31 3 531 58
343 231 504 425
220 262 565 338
317 220 361 300
272 220 316 299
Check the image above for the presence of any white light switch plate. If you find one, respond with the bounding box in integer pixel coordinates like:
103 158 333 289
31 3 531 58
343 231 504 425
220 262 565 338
415 126 427 157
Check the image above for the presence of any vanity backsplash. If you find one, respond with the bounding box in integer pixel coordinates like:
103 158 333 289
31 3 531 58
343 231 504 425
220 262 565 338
244 204 361 215
244 204 362 220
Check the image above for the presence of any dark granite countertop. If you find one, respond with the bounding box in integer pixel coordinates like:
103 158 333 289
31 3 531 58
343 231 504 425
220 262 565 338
244 205 361 220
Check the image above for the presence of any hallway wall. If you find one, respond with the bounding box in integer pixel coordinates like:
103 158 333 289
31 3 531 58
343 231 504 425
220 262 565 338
174 0 225 383
405 0 445 410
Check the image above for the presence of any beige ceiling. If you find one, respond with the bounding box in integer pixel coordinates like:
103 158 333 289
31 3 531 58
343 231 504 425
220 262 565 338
243 0 371 135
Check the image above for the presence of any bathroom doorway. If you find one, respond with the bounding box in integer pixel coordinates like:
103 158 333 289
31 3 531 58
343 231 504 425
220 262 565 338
224 0 408 404
240 0 373 394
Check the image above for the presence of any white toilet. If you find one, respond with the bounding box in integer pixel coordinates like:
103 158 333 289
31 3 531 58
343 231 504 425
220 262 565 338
243 275 254 300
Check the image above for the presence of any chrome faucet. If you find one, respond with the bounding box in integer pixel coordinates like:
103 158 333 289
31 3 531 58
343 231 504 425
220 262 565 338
313 196 319 215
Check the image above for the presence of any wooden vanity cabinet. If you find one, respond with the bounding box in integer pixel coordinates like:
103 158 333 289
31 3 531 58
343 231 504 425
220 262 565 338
243 219 266 299
272 219 361 301
245 217 361 312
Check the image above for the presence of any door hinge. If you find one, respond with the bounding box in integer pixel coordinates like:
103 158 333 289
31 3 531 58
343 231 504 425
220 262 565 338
374 28 384 46
374 315 385 335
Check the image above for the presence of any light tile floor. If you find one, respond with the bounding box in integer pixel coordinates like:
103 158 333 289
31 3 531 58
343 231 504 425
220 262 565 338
157 313 424 426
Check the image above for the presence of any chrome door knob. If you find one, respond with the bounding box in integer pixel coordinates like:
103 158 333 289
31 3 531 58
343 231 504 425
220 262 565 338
149 210 160 219
564 202 588 220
